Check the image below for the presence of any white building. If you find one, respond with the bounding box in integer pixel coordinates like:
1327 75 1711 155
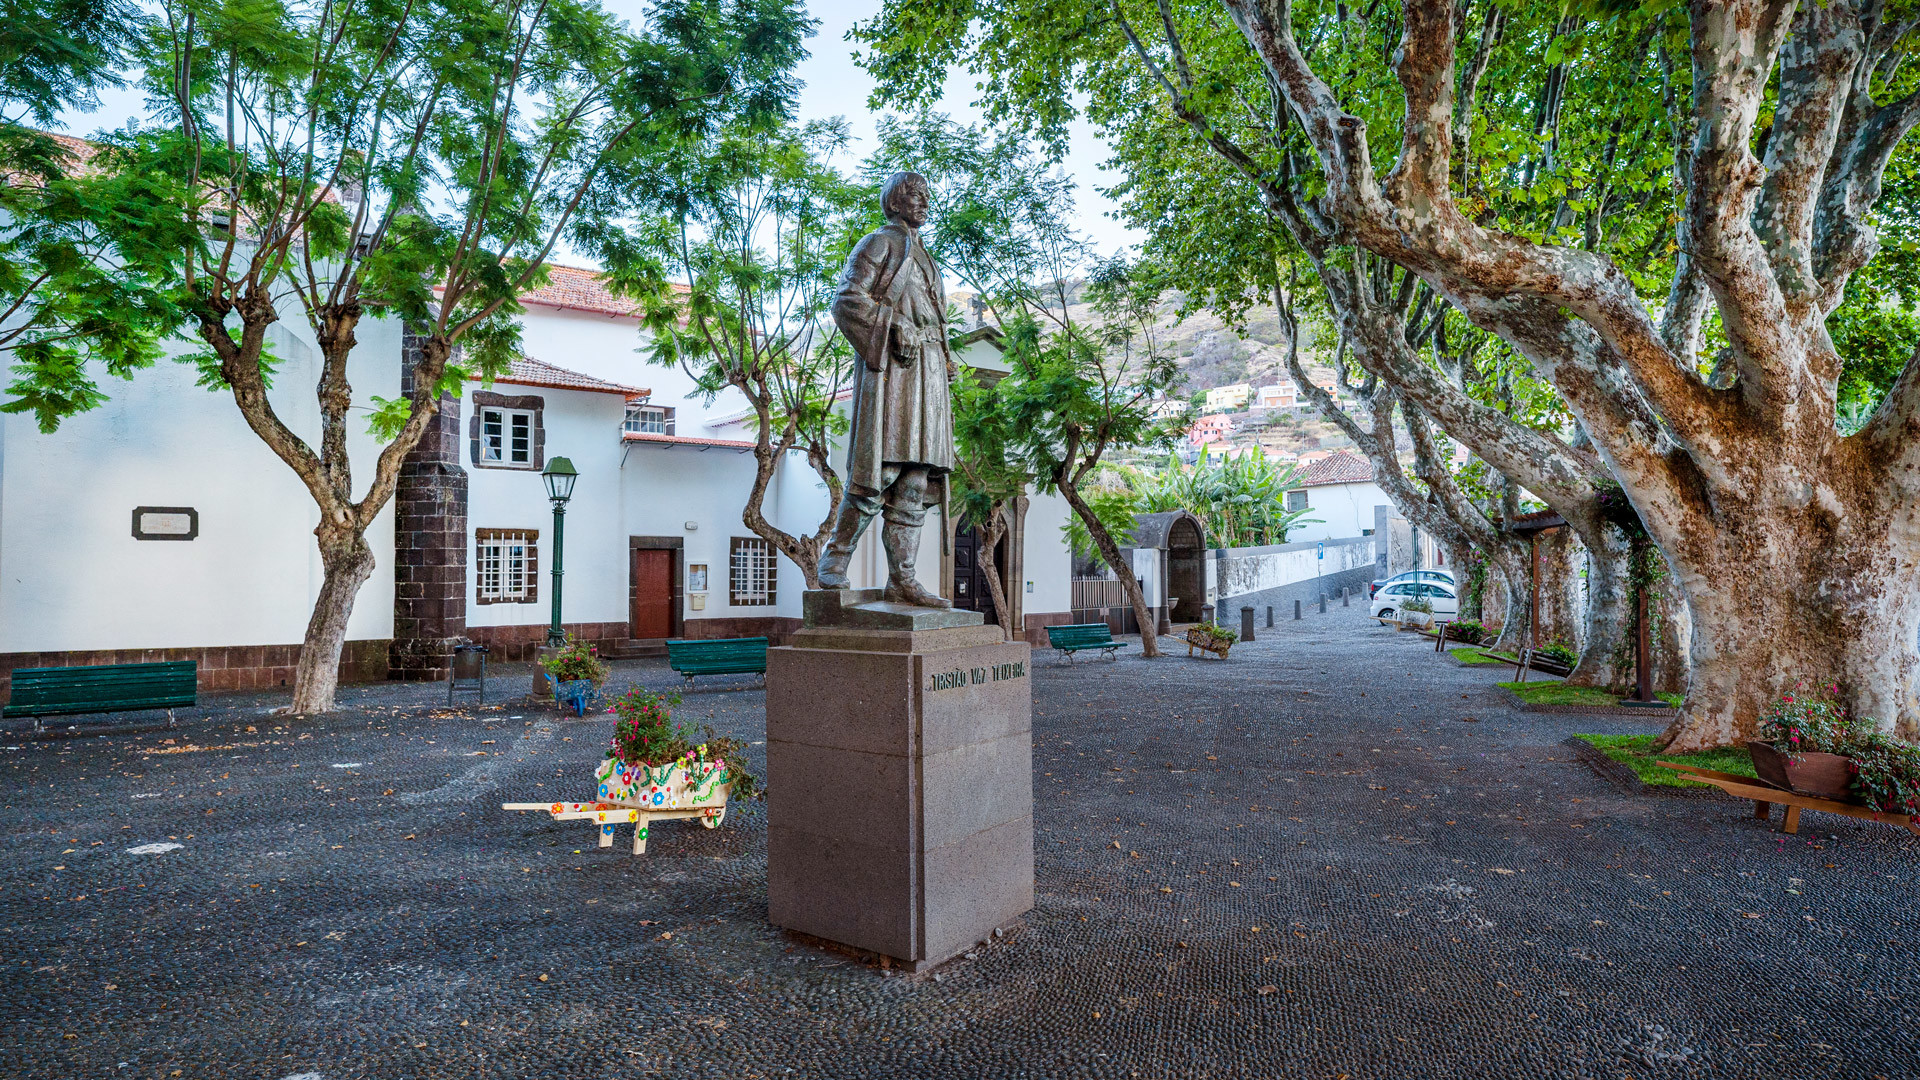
1283 451 1392 543
1254 383 1296 410
0 269 1076 698
1204 383 1252 411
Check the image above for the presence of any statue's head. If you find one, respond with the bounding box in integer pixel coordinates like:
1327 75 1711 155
881 172 931 229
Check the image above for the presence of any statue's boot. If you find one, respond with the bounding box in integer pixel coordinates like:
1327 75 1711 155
881 521 950 608
816 499 874 590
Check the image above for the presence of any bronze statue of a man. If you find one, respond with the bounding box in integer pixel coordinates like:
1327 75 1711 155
816 171 955 607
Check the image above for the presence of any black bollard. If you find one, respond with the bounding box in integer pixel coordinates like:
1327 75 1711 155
1241 605 1255 642
1319 594 1327 614
1294 598 1302 620
1266 606 1274 628
1343 587 1350 607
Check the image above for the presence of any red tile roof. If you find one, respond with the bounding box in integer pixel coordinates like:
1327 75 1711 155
1295 450 1375 487
495 356 648 399
518 265 691 319
621 431 755 452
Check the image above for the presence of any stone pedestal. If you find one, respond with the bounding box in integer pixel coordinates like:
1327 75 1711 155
767 589 1033 971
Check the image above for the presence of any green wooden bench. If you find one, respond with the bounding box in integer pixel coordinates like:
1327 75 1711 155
4 661 197 732
1045 623 1129 662
665 638 769 688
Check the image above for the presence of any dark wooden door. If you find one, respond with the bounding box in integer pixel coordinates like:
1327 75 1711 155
951 525 1000 626
631 548 673 639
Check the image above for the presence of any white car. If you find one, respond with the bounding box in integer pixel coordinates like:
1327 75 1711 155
1369 568 1456 597
1370 580 1459 621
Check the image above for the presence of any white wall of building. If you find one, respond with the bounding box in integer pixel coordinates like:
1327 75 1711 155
1289 481 1390 543
0 317 400 652
465 383 633 628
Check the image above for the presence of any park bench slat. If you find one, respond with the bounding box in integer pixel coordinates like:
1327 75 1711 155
666 637 768 684
4 661 197 718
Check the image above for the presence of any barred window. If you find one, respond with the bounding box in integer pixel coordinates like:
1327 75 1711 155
476 529 539 604
729 536 776 606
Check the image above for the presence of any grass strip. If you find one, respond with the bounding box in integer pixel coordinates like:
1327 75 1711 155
1574 733 1757 789
1499 680 1684 708
1450 647 1507 666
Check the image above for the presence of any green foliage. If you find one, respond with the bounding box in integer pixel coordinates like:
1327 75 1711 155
1193 621 1237 645
1846 734 1920 816
613 117 863 457
1401 596 1435 615
607 686 762 800
1445 620 1486 645
1113 450 1320 548
1449 646 1504 665
0 0 198 430
1539 642 1581 669
540 634 610 686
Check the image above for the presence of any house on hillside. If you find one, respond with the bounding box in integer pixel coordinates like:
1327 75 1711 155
1283 451 1392 543
1187 413 1236 449
1254 383 1297 410
1204 383 1252 411
0 268 1075 699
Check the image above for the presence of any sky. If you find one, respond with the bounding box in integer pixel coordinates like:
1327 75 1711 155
50 0 1142 267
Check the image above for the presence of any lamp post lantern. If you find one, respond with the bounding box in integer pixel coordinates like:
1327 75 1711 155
542 457 578 649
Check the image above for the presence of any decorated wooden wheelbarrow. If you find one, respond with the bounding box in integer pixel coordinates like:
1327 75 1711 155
503 752 733 855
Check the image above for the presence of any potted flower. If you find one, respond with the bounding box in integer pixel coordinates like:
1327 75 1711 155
1847 734 1920 816
539 634 609 710
1749 683 1868 801
594 687 762 831
1443 619 1485 645
1186 621 1238 659
1400 596 1434 628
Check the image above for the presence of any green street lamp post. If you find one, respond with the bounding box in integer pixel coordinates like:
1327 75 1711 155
542 457 578 649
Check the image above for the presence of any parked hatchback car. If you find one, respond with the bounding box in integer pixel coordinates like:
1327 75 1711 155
1370 580 1459 621
1368 568 1456 598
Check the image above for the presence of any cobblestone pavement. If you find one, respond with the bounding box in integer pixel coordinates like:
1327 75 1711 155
5 609 1918 1079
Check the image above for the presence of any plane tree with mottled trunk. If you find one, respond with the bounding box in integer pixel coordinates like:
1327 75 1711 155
859 0 1920 746
92 0 807 713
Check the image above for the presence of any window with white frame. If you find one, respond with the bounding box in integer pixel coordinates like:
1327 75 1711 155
1285 489 1309 513
481 408 535 464
623 404 675 435
475 529 539 604
729 536 776 606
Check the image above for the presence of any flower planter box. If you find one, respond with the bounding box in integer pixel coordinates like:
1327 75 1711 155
1747 742 1857 802
1186 628 1232 659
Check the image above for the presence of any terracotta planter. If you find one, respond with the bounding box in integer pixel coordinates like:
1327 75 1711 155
1747 741 1856 801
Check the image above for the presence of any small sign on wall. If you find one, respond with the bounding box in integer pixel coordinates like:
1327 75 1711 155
132 506 199 541
687 563 708 592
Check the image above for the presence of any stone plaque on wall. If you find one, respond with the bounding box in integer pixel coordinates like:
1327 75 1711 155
132 506 199 541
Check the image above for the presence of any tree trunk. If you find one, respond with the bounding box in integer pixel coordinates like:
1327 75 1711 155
1658 515 1920 751
1488 561 1533 654
978 506 1014 642
741 439 822 589
1564 526 1631 689
1059 479 1160 657
289 528 377 714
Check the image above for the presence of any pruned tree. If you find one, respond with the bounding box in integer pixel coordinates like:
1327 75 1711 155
612 118 865 588
73 0 807 713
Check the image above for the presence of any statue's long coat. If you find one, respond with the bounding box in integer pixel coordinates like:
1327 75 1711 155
831 221 955 494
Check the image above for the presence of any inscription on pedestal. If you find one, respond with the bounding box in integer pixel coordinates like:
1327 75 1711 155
929 661 1026 691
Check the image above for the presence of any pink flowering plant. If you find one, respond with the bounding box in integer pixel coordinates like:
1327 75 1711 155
539 634 609 686
606 687 762 799
1756 682 1869 757
1754 681 1920 815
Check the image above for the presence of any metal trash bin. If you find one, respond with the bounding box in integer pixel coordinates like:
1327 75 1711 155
448 644 489 706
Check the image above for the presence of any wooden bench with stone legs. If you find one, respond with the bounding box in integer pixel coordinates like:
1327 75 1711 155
1655 762 1920 836
665 637 769 688
1045 623 1129 662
